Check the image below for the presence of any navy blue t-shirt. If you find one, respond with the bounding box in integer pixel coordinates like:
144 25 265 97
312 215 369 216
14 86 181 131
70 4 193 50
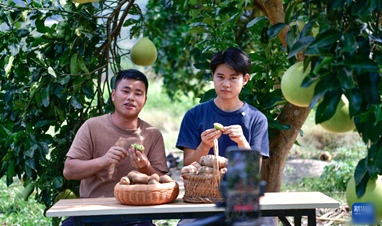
176 99 269 158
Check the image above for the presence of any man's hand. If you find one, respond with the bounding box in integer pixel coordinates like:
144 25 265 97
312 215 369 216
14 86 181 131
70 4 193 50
223 125 249 148
128 146 150 169
200 128 223 151
100 146 128 167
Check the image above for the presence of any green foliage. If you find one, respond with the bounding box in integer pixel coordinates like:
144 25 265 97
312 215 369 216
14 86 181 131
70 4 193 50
0 0 146 215
0 177 50 225
314 161 355 192
280 0 382 196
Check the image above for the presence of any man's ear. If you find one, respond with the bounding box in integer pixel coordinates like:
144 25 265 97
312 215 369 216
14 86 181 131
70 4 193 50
243 73 250 85
111 89 116 101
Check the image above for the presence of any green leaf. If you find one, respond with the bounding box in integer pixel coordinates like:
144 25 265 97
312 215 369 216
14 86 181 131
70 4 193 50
246 17 267 28
22 182 35 201
287 36 315 59
357 72 381 105
70 96 83 109
267 23 287 39
308 30 342 49
41 85 50 107
315 90 342 124
47 66 57 77
77 55 89 74
346 89 363 116
70 53 79 75
340 33 357 54
5 56 15 76
354 158 368 198
337 67 355 89
200 89 217 103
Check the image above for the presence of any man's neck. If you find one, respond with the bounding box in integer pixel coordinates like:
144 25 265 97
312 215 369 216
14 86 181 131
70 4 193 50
111 113 139 130
213 98 243 112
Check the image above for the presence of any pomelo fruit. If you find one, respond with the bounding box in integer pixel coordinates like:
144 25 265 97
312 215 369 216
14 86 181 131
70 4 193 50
319 95 355 133
346 175 382 221
281 61 318 107
130 37 157 66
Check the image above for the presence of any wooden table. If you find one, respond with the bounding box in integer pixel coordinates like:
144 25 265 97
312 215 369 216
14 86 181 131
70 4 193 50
46 192 340 226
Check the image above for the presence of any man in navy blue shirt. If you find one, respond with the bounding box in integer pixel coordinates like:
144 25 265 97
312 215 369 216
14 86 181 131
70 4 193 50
176 47 269 165
176 47 273 226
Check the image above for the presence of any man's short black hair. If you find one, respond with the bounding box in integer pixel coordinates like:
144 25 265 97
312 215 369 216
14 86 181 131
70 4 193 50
210 47 251 76
114 69 149 94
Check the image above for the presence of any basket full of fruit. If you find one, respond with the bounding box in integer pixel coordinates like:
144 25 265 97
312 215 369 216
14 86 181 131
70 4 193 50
181 154 228 203
114 171 179 206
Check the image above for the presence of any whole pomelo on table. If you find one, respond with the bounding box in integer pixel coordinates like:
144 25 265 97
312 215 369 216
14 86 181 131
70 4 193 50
319 95 355 133
280 61 318 107
130 37 158 66
346 175 382 221
54 189 77 203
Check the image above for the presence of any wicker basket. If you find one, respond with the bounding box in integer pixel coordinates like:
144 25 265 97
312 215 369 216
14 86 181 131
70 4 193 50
114 181 179 205
182 172 224 203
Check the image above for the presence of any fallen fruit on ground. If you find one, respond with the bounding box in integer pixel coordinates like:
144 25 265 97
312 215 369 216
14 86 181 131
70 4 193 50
346 175 382 221
130 37 157 66
281 61 318 107
319 95 355 133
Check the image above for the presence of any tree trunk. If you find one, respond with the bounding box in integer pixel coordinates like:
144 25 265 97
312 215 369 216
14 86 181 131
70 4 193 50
254 0 310 192
254 0 288 47
261 103 311 192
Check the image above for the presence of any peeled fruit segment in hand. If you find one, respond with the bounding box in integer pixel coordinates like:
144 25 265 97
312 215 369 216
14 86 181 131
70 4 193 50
131 143 145 153
213 122 224 130
130 37 157 66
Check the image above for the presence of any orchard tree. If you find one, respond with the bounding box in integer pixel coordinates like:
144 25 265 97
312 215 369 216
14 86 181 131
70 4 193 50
145 0 382 196
0 0 149 217
0 1 381 224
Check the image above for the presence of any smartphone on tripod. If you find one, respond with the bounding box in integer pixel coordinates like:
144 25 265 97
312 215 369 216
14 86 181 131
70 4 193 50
187 147 265 226
223 146 264 224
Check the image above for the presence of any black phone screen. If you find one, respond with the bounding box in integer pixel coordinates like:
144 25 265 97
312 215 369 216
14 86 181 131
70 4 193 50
225 147 261 221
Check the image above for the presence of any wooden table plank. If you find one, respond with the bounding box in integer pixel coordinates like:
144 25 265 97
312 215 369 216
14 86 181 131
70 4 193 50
46 192 339 218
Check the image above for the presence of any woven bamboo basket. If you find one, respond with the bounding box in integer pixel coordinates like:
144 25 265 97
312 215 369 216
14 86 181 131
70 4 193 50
182 172 224 203
114 181 179 205
182 139 227 203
